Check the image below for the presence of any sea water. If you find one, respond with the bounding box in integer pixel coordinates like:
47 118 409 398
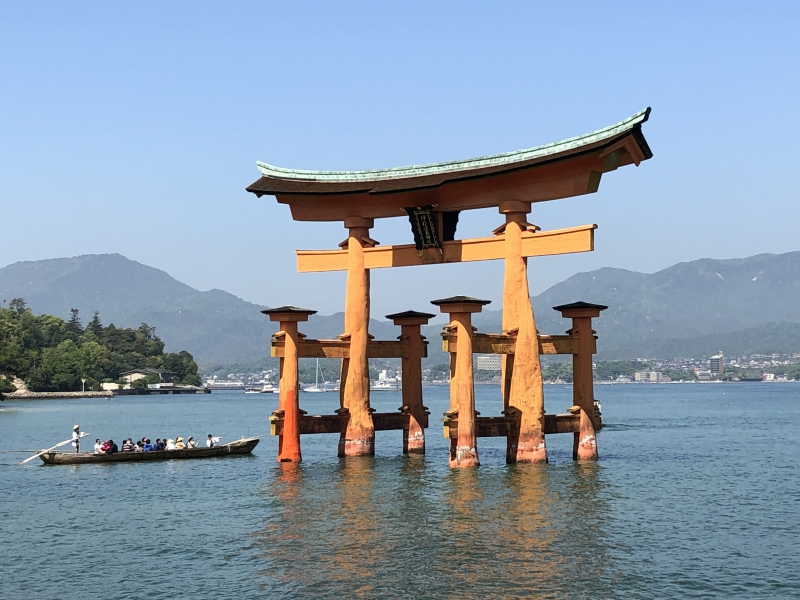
1 383 799 598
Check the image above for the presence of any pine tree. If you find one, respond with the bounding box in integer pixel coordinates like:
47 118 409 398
87 310 103 337
66 308 82 339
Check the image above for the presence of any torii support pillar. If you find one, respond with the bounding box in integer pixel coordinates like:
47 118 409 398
386 310 434 453
339 216 376 456
554 301 607 460
498 200 548 464
432 296 491 468
262 306 317 463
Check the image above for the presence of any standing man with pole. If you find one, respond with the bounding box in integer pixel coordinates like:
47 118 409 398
72 424 81 453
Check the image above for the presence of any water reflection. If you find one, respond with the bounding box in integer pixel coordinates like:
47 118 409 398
251 458 614 598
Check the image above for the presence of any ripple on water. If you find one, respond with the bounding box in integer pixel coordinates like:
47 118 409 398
1 384 799 598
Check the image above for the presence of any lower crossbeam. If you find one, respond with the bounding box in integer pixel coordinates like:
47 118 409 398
442 413 579 439
270 412 418 436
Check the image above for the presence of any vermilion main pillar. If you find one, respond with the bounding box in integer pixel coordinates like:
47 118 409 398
339 216 375 456
498 200 547 464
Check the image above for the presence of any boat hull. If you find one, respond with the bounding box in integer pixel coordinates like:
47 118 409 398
39 437 259 465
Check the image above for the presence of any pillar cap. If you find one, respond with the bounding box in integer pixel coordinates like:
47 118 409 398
385 309 435 325
261 306 317 322
343 216 374 229
431 295 491 314
553 301 608 318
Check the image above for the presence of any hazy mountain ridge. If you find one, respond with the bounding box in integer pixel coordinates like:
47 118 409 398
2 251 799 365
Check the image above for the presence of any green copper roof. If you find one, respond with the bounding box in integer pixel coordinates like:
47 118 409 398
257 108 650 183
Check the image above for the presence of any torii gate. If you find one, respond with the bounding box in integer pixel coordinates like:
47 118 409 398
247 108 652 465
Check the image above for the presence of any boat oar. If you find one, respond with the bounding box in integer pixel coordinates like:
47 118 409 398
19 432 89 465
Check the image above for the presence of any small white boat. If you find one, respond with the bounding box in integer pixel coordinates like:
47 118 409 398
244 384 279 394
370 380 400 391
303 359 326 393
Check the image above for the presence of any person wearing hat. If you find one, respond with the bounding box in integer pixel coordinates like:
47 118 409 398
174 437 186 450
72 425 81 453
166 438 176 450
186 436 198 449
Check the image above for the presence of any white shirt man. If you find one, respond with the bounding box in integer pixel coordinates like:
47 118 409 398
72 426 81 452
93 439 103 454
206 435 220 448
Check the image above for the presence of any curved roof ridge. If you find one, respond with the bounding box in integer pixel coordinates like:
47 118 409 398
257 108 650 183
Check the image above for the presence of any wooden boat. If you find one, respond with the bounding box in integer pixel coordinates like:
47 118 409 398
39 437 259 465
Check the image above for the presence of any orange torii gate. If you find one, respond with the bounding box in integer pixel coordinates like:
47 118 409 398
247 108 652 465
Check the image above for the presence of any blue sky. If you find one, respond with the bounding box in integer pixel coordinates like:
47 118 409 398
1 1 798 316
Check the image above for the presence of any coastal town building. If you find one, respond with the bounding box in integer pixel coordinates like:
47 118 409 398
634 371 665 382
120 368 176 383
476 354 502 371
710 352 724 375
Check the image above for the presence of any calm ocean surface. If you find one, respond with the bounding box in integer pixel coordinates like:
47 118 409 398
2 383 799 599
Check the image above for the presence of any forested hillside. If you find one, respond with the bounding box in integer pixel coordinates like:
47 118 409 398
3 250 800 364
0 299 201 394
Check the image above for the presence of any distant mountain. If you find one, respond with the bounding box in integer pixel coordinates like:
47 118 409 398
2 251 800 365
0 254 396 366
528 252 800 358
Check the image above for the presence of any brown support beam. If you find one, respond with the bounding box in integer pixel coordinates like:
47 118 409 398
271 338 417 359
441 332 590 355
432 296 491 468
387 310 435 453
340 216 375 456
554 301 608 461
261 306 316 463
442 413 580 439
270 412 412 436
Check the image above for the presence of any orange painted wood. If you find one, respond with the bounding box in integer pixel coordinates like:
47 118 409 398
276 320 301 462
296 224 596 273
398 322 427 453
502 212 547 464
339 225 374 456
448 312 479 467
570 316 600 459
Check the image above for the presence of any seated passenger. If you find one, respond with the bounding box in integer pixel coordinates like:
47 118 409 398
101 440 112 453
143 438 153 451
121 438 134 452
174 437 186 450
186 436 198 449
94 439 103 454
206 434 218 448
166 438 176 450
134 441 143 452
110 440 118 453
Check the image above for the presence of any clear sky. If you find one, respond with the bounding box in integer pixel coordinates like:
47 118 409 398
1 2 798 317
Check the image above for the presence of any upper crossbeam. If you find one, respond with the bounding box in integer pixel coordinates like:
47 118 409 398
296 224 596 273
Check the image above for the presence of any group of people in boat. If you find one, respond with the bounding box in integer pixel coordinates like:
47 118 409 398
91 434 219 454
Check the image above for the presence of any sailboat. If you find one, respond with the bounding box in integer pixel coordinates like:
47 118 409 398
303 358 325 393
